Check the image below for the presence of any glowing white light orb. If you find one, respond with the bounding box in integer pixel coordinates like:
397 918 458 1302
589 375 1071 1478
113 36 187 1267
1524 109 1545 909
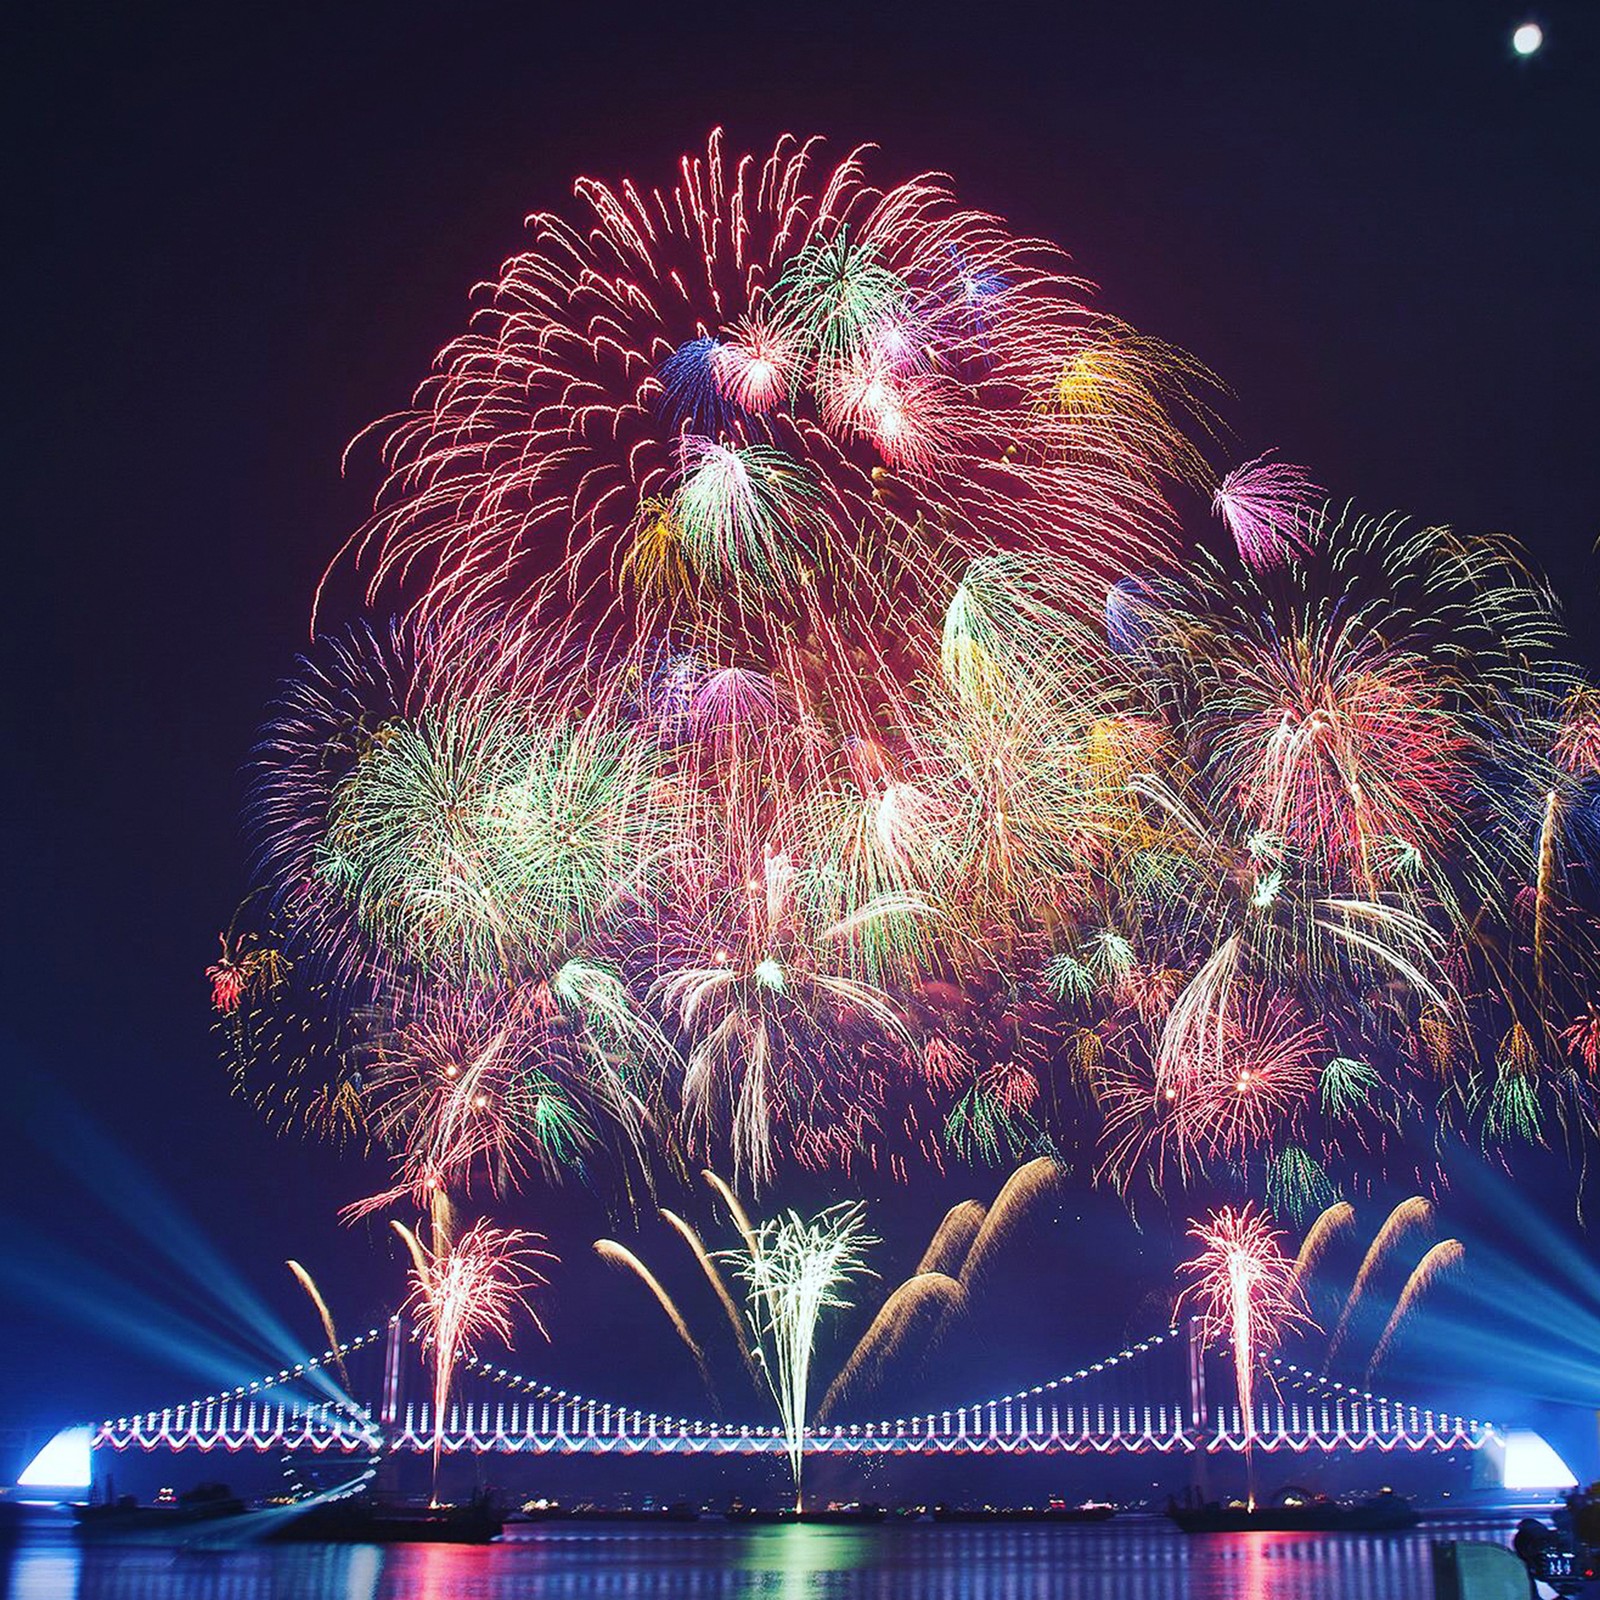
17 1425 93 1491
1512 22 1543 56
1501 1429 1577 1491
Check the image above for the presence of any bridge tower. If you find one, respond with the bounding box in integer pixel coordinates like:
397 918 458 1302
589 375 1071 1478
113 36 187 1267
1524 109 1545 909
375 1314 405 1494
381 1314 404 1430
1185 1316 1211 1498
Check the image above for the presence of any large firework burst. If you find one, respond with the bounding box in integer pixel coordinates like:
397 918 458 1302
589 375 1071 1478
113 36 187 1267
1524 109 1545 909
218 132 1600 1250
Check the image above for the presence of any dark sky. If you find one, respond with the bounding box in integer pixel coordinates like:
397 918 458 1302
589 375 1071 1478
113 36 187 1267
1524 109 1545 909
4 0 1597 1469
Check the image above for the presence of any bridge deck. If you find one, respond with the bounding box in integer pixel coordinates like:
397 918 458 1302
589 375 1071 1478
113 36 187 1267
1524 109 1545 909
87 1320 1499 1461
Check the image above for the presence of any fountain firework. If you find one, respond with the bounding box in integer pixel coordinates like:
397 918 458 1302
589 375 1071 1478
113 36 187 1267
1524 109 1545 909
724 1203 877 1510
1178 1204 1311 1502
395 1211 552 1495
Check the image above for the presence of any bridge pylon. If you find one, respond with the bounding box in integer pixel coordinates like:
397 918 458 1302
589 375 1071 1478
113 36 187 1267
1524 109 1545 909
371 1314 406 1494
1184 1316 1211 1498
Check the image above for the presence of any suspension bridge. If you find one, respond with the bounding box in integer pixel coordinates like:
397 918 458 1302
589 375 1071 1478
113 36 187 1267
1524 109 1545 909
85 1316 1499 1466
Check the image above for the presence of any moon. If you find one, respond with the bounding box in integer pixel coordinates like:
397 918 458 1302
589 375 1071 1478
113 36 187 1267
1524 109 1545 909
1512 21 1543 56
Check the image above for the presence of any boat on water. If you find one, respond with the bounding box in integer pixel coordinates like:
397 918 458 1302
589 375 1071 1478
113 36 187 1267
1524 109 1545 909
72 1484 506 1547
507 1502 701 1525
73 1484 247 1539
729 1504 890 1524
269 1494 504 1544
795 1506 890 1525
1167 1489 1420 1534
933 1502 1118 1524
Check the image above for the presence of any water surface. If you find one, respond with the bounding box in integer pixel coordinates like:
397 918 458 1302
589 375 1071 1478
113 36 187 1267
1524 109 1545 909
1 1516 1525 1599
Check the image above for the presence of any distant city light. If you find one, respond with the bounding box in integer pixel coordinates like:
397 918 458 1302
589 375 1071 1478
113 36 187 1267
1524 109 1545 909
1512 21 1543 55
1501 1429 1577 1491
17 1425 93 1491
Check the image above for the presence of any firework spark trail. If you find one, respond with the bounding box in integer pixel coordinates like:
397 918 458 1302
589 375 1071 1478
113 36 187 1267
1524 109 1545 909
595 1238 714 1399
915 1200 987 1276
1326 1197 1433 1367
286 1259 351 1394
817 1271 965 1422
1291 1202 1355 1289
392 1218 431 1283
1178 1205 1312 1503
702 1169 760 1260
1153 936 1243 1098
726 1202 876 1511
660 1208 762 1387
1211 453 1320 572
1367 1239 1465 1375
958 1159 1060 1289
1266 1145 1338 1224
1535 787 1561 991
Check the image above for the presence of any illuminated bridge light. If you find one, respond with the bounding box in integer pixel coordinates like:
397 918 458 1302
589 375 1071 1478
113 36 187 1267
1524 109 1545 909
19 1427 93 1491
74 1321 1506 1463
1503 1431 1578 1490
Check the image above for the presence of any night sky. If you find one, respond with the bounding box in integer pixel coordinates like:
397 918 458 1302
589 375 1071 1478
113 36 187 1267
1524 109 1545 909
5 0 1598 1481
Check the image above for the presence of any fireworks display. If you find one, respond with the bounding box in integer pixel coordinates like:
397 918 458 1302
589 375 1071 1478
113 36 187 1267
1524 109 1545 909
1177 1204 1310 1497
724 1202 876 1509
395 1203 552 1489
217 134 1600 1393
589 1161 1056 1446
1368 1238 1466 1375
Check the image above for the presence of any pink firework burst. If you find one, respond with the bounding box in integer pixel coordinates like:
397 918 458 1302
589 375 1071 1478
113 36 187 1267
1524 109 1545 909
1104 989 1322 1186
1561 1009 1600 1075
1554 690 1600 776
401 1216 553 1486
207 956 246 1014
1212 452 1320 571
1214 624 1468 885
1177 1204 1312 1452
